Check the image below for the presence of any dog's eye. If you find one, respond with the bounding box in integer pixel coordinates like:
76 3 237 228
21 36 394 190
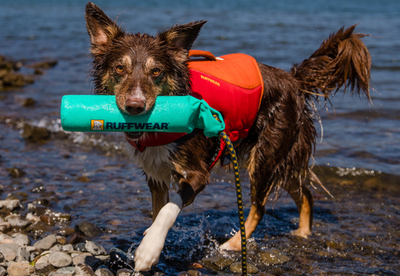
151 68 161 77
115 65 124 74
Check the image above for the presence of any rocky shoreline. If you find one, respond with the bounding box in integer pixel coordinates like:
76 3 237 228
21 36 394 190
0 195 290 275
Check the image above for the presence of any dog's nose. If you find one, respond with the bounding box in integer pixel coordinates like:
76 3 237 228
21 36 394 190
125 98 145 115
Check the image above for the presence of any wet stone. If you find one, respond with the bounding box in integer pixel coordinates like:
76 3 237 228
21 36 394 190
35 262 55 274
7 262 35 276
34 234 57 250
0 199 21 210
109 247 131 272
57 226 75 236
95 265 114 276
78 221 102 238
85 241 107 256
73 254 103 270
255 248 290 265
21 124 50 141
0 222 10 232
55 266 75 275
49 251 72 268
5 215 28 229
229 262 259 274
27 221 49 238
7 168 25 178
116 269 135 276
75 263 96 276
201 255 234 271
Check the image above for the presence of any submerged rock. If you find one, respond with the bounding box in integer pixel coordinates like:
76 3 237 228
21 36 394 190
0 54 57 90
21 124 50 141
201 254 234 271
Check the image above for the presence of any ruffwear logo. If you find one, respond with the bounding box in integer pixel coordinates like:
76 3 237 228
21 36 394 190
91 120 104 130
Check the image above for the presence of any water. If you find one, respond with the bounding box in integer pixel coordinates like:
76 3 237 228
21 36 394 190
0 0 399 274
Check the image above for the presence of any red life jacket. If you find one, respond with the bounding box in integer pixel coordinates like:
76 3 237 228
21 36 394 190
127 50 264 168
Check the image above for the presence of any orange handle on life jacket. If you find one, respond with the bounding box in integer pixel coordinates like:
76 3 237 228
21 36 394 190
189 50 217 61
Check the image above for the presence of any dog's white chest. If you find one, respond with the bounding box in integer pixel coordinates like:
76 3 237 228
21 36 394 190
131 143 176 188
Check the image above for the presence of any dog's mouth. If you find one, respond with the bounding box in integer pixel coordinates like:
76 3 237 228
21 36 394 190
124 132 144 140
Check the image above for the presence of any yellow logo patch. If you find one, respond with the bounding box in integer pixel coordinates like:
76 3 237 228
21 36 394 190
91 120 104 130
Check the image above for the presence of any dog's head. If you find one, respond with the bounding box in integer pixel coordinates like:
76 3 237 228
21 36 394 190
85 2 205 118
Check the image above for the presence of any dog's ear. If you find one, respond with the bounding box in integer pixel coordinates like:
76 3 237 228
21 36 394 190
85 2 122 53
159 21 206 51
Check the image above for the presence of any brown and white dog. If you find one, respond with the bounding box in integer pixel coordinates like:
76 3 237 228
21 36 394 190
85 2 371 271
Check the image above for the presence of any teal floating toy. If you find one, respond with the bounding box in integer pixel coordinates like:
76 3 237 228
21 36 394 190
60 95 225 138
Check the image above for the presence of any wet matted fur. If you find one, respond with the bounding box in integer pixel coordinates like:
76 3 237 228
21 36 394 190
85 2 371 272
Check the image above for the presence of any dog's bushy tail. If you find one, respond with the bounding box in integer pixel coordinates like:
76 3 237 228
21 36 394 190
291 25 371 102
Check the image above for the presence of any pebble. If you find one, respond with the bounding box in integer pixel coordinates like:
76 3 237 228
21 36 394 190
95 265 114 276
229 261 259 274
34 262 54 274
6 214 30 228
256 248 290 265
49 251 73 267
12 233 30 246
7 262 35 276
0 200 21 210
0 243 19 261
78 221 102 238
85 241 107 256
201 254 234 271
15 246 30 262
34 234 57 250
75 263 96 276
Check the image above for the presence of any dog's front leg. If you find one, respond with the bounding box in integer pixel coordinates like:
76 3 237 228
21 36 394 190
134 194 182 272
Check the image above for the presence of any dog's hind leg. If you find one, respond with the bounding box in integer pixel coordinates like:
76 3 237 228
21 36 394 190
285 179 313 238
220 147 267 251
148 179 169 221
219 198 265 251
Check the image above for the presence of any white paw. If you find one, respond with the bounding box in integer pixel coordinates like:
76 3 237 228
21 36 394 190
134 224 166 271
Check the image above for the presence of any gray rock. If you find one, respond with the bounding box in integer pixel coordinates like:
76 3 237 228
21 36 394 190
76 242 86 252
0 234 12 244
34 234 57 250
0 243 19 261
49 251 72 268
229 261 259 274
0 266 5 276
15 247 30 262
95 265 114 276
116 269 135 276
7 262 35 276
201 255 234 271
36 254 49 264
50 244 63 251
0 222 10 232
12 233 30 246
0 199 21 210
256 248 290 265
55 266 75 275
75 263 96 276
78 221 102 238
85 241 107 256
62 244 74 252
6 215 30 228
35 262 55 274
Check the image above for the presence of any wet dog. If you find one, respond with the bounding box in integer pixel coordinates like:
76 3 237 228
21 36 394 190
85 2 371 271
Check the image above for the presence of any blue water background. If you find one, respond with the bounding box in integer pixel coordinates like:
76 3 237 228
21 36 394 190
0 0 399 175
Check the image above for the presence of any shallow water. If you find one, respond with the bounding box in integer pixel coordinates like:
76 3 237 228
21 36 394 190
0 0 400 274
